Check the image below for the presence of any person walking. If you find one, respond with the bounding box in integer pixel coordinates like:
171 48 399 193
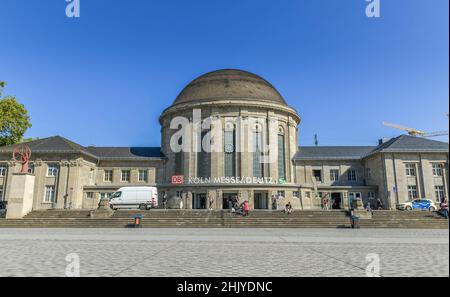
376 198 383 210
228 197 234 213
243 200 250 216
162 193 168 210
272 195 277 210
366 202 373 215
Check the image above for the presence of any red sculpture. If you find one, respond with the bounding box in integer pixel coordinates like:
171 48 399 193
12 144 32 173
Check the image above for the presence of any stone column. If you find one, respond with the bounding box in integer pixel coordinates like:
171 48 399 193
217 190 223 209
186 191 193 209
56 161 69 209
247 190 254 210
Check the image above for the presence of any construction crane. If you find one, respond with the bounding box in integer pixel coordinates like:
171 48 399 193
383 120 449 138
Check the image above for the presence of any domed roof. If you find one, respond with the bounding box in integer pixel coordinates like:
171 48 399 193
173 69 287 106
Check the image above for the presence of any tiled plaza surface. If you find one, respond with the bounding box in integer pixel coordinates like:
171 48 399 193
0 228 448 277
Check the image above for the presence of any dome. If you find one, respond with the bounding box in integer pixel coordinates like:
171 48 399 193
173 69 287 106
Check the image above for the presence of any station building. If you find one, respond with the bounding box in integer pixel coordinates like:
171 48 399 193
0 69 448 211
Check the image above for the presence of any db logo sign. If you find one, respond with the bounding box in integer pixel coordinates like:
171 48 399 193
171 175 184 185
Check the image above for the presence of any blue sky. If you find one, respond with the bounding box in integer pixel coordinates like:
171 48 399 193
0 0 448 147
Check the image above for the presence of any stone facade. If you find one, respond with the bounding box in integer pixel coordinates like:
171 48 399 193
0 69 448 211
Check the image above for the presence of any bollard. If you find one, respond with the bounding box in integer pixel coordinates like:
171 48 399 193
133 214 143 228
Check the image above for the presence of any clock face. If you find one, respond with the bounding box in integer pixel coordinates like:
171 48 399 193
225 143 234 153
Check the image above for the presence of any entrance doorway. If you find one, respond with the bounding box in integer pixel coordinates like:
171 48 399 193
193 193 207 209
223 193 238 210
348 192 361 209
331 193 342 209
254 192 268 209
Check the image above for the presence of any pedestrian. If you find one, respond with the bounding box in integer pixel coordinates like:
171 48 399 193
243 200 250 216
366 202 373 215
440 199 448 219
162 193 168 210
272 195 277 210
376 198 383 210
228 197 234 213
323 197 329 210
285 202 293 214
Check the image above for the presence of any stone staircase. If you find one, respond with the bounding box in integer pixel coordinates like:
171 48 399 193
360 210 449 229
0 209 447 229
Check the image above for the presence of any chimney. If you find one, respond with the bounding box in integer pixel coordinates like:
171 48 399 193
378 138 390 145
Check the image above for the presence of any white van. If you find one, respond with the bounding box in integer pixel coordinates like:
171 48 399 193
109 187 158 210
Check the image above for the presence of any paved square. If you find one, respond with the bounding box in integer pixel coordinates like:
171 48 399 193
0 228 448 277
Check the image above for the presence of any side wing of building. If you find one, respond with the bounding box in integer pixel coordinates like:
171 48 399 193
293 135 449 209
0 136 166 210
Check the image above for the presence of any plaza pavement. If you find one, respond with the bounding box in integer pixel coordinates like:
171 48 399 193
0 228 448 277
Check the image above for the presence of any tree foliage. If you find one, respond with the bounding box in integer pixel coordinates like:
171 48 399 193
0 81 32 146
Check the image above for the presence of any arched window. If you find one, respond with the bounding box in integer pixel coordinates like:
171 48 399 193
224 122 236 177
252 123 264 178
278 126 286 181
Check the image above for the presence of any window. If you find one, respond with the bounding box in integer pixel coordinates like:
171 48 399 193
0 186 3 201
405 164 416 177
347 170 356 181
432 164 443 177
277 134 286 181
121 170 130 182
44 186 56 203
47 164 59 177
89 169 95 184
365 168 372 180
435 186 445 203
100 192 112 200
104 170 113 182
139 170 148 182
368 192 376 200
28 164 34 174
176 191 183 198
0 166 7 177
224 127 236 177
111 191 122 199
252 131 264 178
313 170 322 182
330 169 339 182
277 191 285 198
86 192 94 199
293 191 299 198
407 185 418 200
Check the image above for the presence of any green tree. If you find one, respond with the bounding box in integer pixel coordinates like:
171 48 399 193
0 81 32 146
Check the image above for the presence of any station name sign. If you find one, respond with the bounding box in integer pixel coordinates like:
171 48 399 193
171 176 284 185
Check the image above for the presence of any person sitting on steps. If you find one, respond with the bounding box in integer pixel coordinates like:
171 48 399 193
285 202 293 214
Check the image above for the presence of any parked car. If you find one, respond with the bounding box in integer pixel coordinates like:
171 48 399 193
109 187 158 210
397 199 437 211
